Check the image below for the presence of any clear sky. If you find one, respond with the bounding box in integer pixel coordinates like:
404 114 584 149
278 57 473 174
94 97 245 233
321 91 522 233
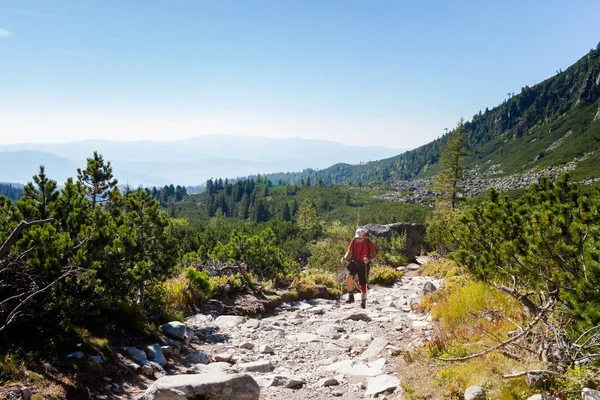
1 0 599 149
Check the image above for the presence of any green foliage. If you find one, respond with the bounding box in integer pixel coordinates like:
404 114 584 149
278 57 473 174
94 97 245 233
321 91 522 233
369 265 403 285
210 228 294 280
0 154 179 342
0 353 25 385
372 233 407 267
295 198 322 239
308 221 353 272
293 270 341 299
426 209 463 255
0 183 23 202
18 165 58 220
453 174 600 330
184 268 211 294
76 151 118 207
434 120 468 210
554 366 598 399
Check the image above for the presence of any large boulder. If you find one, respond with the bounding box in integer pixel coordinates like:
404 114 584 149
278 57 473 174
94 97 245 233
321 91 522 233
140 373 260 400
363 223 427 261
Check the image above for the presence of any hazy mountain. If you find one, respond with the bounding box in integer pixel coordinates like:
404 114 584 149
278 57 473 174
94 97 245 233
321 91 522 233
0 136 404 186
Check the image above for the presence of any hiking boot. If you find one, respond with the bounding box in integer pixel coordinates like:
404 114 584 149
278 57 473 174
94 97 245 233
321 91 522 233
345 293 355 303
361 300 366 309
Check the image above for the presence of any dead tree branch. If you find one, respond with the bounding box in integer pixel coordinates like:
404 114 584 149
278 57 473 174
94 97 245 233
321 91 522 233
0 267 78 334
0 219 54 259
503 370 567 379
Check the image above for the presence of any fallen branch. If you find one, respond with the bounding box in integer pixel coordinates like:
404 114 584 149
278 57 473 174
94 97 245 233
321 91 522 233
503 369 567 379
438 298 555 362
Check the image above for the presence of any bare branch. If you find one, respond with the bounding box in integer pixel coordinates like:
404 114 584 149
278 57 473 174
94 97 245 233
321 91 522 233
438 299 555 362
0 219 54 259
495 284 539 315
0 267 78 333
503 370 567 379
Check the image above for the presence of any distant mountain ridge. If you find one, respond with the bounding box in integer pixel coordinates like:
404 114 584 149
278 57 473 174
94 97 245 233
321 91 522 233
268 43 600 185
0 136 404 186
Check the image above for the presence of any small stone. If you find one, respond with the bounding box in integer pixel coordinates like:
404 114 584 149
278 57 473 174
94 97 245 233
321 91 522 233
345 313 372 322
66 351 84 359
89 355 103 364
260 345 275 354
332 390 343 396
423 281 437 294
186 350 210 364
317 377 339 387
141 364 154 377
237 360 274 373
214 353 233 363
240 342 255 350
464 385 486 400
582 388 600 400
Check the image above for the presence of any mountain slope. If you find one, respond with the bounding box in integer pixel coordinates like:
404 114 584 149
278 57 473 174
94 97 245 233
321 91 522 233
272 44 600 185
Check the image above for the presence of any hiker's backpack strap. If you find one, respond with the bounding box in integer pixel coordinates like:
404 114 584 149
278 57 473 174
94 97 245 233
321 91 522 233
351 238 357 262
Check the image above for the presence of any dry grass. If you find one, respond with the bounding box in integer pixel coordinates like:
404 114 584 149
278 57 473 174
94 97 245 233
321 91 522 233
397 350 537 399
399 257 541 399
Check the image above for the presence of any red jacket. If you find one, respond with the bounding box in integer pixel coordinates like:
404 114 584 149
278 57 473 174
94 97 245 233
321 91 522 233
348 237 376 263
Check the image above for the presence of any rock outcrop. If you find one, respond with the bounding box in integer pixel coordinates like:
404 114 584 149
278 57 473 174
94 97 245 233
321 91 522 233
363 222 427 261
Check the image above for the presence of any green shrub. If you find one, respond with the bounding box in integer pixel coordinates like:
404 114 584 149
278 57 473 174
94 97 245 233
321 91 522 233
369 265 403 285
372 234 408 268
293 271 341 299
208 273 246 297
0 353 25 385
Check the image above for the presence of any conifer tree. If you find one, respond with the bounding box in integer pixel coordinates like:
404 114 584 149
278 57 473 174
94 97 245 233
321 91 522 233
18 165 58 220
434 120 468 210
77 152 118 207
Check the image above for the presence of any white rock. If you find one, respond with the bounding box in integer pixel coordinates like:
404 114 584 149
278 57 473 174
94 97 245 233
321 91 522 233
140 373 260 400
159 321 190 340
238 360 274 373
361 337 389 360
464 385 486 400
295 333 321 343
214 315 246 329
365 374 400 397
350 333 373 343
583 388 600 400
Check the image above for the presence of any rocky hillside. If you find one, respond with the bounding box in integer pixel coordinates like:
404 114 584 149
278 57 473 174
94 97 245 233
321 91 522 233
268 43 600 186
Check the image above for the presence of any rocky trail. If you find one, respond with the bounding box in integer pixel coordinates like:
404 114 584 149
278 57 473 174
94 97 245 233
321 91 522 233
116 257 440 400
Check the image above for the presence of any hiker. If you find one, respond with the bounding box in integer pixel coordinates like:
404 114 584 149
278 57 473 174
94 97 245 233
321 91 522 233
341 228 376 309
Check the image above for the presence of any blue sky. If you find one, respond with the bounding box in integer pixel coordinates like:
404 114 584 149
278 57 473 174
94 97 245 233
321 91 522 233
1 0 599 148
